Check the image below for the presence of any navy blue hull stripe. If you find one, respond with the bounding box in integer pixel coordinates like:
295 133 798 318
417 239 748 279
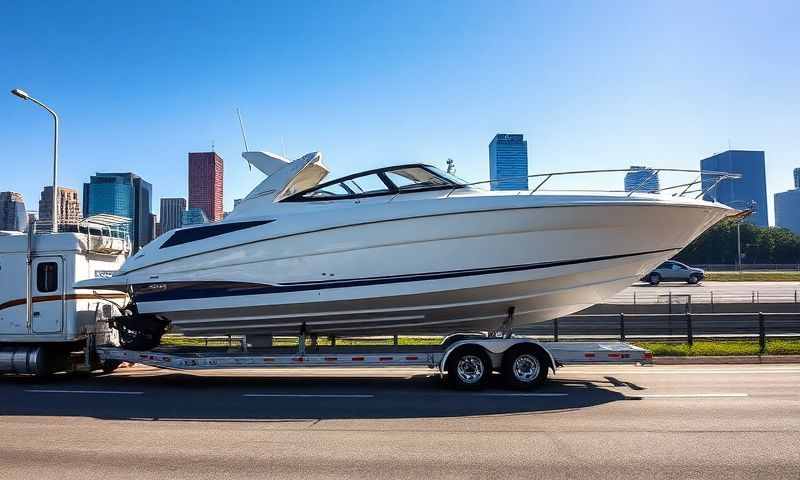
134 247 679 303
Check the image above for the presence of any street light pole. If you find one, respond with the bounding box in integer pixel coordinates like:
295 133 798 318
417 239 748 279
736 221 742 272
11 89 59 233
729 200 756 274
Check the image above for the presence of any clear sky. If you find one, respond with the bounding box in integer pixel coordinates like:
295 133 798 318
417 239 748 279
2 0 798 224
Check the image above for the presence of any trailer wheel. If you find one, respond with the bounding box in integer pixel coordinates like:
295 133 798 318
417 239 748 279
501 346 549 389
445 346 492 390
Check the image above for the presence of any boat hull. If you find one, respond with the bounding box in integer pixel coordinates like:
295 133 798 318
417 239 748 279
128 201 730 336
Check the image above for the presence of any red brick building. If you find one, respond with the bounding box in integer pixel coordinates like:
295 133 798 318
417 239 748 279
188 152 224 222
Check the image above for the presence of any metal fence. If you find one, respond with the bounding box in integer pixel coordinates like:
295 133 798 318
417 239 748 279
517 312 800 351
608 288 800 305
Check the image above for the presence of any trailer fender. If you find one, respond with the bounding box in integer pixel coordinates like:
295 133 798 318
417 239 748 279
439 338 557 374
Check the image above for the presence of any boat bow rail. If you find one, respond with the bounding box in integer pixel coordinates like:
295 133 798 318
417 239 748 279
447 168 742 201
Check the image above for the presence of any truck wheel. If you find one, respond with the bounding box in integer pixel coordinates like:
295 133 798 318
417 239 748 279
649 273 661 285
445 347 491 390
501 346 549 389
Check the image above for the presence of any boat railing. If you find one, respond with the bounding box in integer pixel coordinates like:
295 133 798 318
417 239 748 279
446 168 741 200
29 216 132 255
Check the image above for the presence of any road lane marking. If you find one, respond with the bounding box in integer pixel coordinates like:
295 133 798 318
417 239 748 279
25 390 144 395
243 394 375 398
631 393 749 399
472 393 569 397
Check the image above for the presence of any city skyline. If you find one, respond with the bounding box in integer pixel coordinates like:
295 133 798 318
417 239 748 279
2 141 797 234
2 1 798 226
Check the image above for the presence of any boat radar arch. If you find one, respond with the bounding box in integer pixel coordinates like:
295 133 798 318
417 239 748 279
242 151 290 176
230 151 330 217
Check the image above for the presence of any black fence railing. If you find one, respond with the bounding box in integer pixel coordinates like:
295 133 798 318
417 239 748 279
517 312 800 353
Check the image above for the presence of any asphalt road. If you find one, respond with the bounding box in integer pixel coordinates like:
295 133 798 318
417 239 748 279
609 280 800 304
1 364 799 479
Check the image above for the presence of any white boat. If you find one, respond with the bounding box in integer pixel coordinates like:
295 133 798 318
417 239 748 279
76 151 737 349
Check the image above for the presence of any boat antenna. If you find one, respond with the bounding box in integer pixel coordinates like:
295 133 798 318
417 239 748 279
236 108 251 171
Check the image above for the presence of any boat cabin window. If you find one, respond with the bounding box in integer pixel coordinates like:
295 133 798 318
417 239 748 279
285 164 464 202
385 167 450 191
36 262 58 293
303 174 390 199
342 174 389 195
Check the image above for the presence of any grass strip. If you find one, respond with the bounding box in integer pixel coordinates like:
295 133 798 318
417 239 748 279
633 339 800 356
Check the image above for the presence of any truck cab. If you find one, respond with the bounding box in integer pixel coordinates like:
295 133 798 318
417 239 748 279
0 216 130 375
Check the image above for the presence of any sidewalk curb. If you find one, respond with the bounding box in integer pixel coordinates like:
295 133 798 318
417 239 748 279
655 355 800 365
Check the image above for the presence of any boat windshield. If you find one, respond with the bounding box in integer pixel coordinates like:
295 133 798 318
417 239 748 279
284 164 464 202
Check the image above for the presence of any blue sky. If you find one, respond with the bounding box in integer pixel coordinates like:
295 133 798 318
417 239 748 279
2 0 798 224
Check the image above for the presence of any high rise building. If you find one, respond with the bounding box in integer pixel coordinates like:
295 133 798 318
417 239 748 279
701 150 768 227
774 168 800 235
83 172 153 251
624 166 660 193
0 192 28 232
39 186 81 227
182 207 209 226
189 152 224 221
149 213 157 241
159 197 186 233
489 134 528 191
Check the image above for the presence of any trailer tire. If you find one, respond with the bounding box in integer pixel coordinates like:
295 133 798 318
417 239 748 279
501 345 549 389
445 346 492 390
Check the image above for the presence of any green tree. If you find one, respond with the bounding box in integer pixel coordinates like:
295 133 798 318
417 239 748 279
675 220 800 265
